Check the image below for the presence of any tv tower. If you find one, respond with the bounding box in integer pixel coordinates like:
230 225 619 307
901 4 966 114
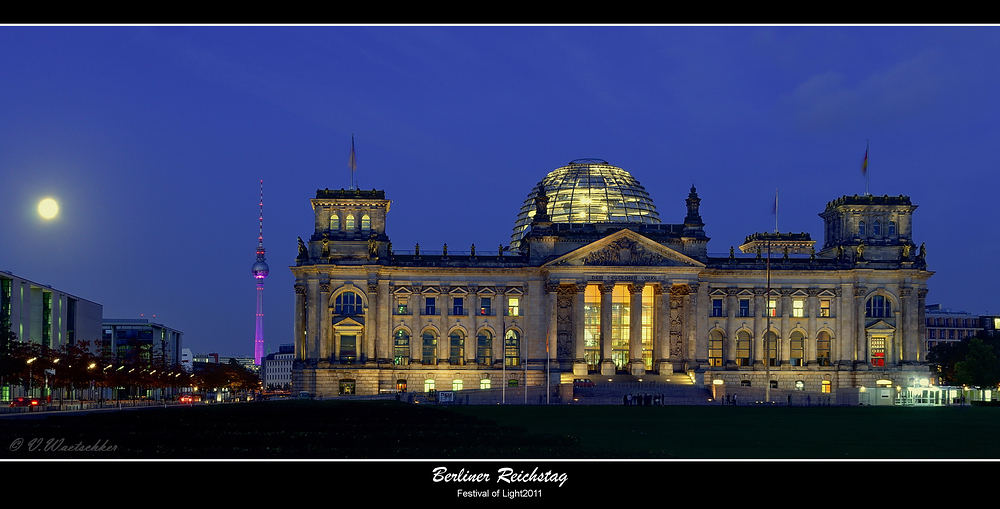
251 180 269 366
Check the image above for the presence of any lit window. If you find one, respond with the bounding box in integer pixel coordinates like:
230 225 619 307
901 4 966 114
767 298 777 317
480 297 492 316
821 380 831 393
394 330 410 365
794 380 805 391
711 298 723 317
480 379 491 390
819 299 831 318
736 330 751 366
396 298 408 315
792 299 804 317
396 379 407 392
346 214 355 231
330 213 340 231
505 330 520 367
424 379 435 392
361 214 371 234
452 379 463 391
709 330 723 367
507 297 520 317
339 379 356 395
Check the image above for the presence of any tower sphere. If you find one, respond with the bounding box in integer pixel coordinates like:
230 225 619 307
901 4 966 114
511 159 661 246
252 260 269 279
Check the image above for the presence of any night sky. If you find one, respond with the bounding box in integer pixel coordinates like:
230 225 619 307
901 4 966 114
2 26 998 357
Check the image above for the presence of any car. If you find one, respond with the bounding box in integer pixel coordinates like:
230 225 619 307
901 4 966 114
573 378 595 388
9 397 41 408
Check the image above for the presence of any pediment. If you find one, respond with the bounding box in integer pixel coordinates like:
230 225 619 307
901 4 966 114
333 316 365 328
543 230 705 268
866 319 896 331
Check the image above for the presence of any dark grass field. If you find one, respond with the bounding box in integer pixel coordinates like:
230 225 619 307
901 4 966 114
3 400 999 459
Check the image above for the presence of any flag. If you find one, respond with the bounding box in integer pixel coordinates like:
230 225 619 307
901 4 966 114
772 191 777 216
861 144 869 176
349 136 357 172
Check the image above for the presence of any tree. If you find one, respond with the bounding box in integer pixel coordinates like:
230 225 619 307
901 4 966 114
955 337 1000 396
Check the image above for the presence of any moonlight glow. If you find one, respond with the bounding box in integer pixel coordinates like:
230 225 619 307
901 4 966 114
38 198 58 219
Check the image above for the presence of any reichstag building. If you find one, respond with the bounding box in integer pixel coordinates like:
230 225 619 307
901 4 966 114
290 159 932 397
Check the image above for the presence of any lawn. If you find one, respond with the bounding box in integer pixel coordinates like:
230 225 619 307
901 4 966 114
3 401 998 459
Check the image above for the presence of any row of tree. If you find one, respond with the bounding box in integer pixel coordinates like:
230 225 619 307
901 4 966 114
0 316 259 400
928 331 1000 392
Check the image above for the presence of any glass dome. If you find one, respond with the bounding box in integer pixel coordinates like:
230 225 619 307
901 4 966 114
511 159 660 246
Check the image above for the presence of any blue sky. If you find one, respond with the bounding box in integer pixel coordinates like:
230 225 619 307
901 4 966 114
2 26 998 356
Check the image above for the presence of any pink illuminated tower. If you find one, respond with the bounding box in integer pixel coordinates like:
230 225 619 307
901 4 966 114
251 180 269 365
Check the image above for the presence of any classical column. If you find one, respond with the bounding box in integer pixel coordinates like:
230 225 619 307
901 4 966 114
855 285 867 367
779 288 792 364
600 281 615 375
306 279 322 362
545 280 559 373
753 288 766 366
294 283 306 361
628 282 645 376
806 289 819 363
319 281 331 362
725 287 738 366
917 288 929 363
573 282 588 376
365 281 379 364
655 282 670 373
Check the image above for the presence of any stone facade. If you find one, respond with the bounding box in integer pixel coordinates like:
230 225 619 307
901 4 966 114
290 161 932 398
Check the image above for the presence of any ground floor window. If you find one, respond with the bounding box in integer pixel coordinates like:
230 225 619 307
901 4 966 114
339 379 356 395
480 379 491 390
452 379 463 391
708 331 723 367
769 380 778 389
821 380 831 393
740 379 751 387
396 379 407 392
508 379 518 387
424 379 435 392
505 330 520 367
794 380 805 391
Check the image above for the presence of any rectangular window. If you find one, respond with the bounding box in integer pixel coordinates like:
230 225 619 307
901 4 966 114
820 299 831 318
396 298 408 315
424 297 436 316
507 297 520 317
452 379 463 391
792 299 804 318
739 299 750 317
767 298 777 317
711 298 723 317
339 335 357 364
480 297 492 316
452 297 464 316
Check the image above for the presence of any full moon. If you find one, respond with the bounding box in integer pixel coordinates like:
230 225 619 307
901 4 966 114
38 198 58 219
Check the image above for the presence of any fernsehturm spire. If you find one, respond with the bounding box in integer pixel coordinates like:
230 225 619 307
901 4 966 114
251 180 269 365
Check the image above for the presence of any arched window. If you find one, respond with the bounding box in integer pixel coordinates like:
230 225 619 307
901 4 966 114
709 330 724 367
817 331 831 366
361 214 371 234
394 329 410 365
449 330 465 365
346 214 355 231
422 331 437 364
736 330 751 366
873 220 882 236
504 329 520 367
888 221 897 236
335 291 362 315
477 330 493 365
858 220 866 236
789 331 805 366
866 295 892 318
764 331 778 367
330 213 340 231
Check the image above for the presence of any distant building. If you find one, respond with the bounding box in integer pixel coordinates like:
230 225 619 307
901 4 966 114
219 356 259 374
180 348 193 372
102 319 183 368
0 270 102 350
924 305 982 349
262 344 294 390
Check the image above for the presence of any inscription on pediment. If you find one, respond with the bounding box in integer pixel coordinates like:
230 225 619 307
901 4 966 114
582 238 671 266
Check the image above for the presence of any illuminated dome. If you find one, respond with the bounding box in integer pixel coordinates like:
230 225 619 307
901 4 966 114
511 159 661 246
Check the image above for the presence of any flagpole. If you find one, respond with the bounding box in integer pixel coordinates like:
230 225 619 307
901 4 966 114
862 140 870 196
349 135 357 190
